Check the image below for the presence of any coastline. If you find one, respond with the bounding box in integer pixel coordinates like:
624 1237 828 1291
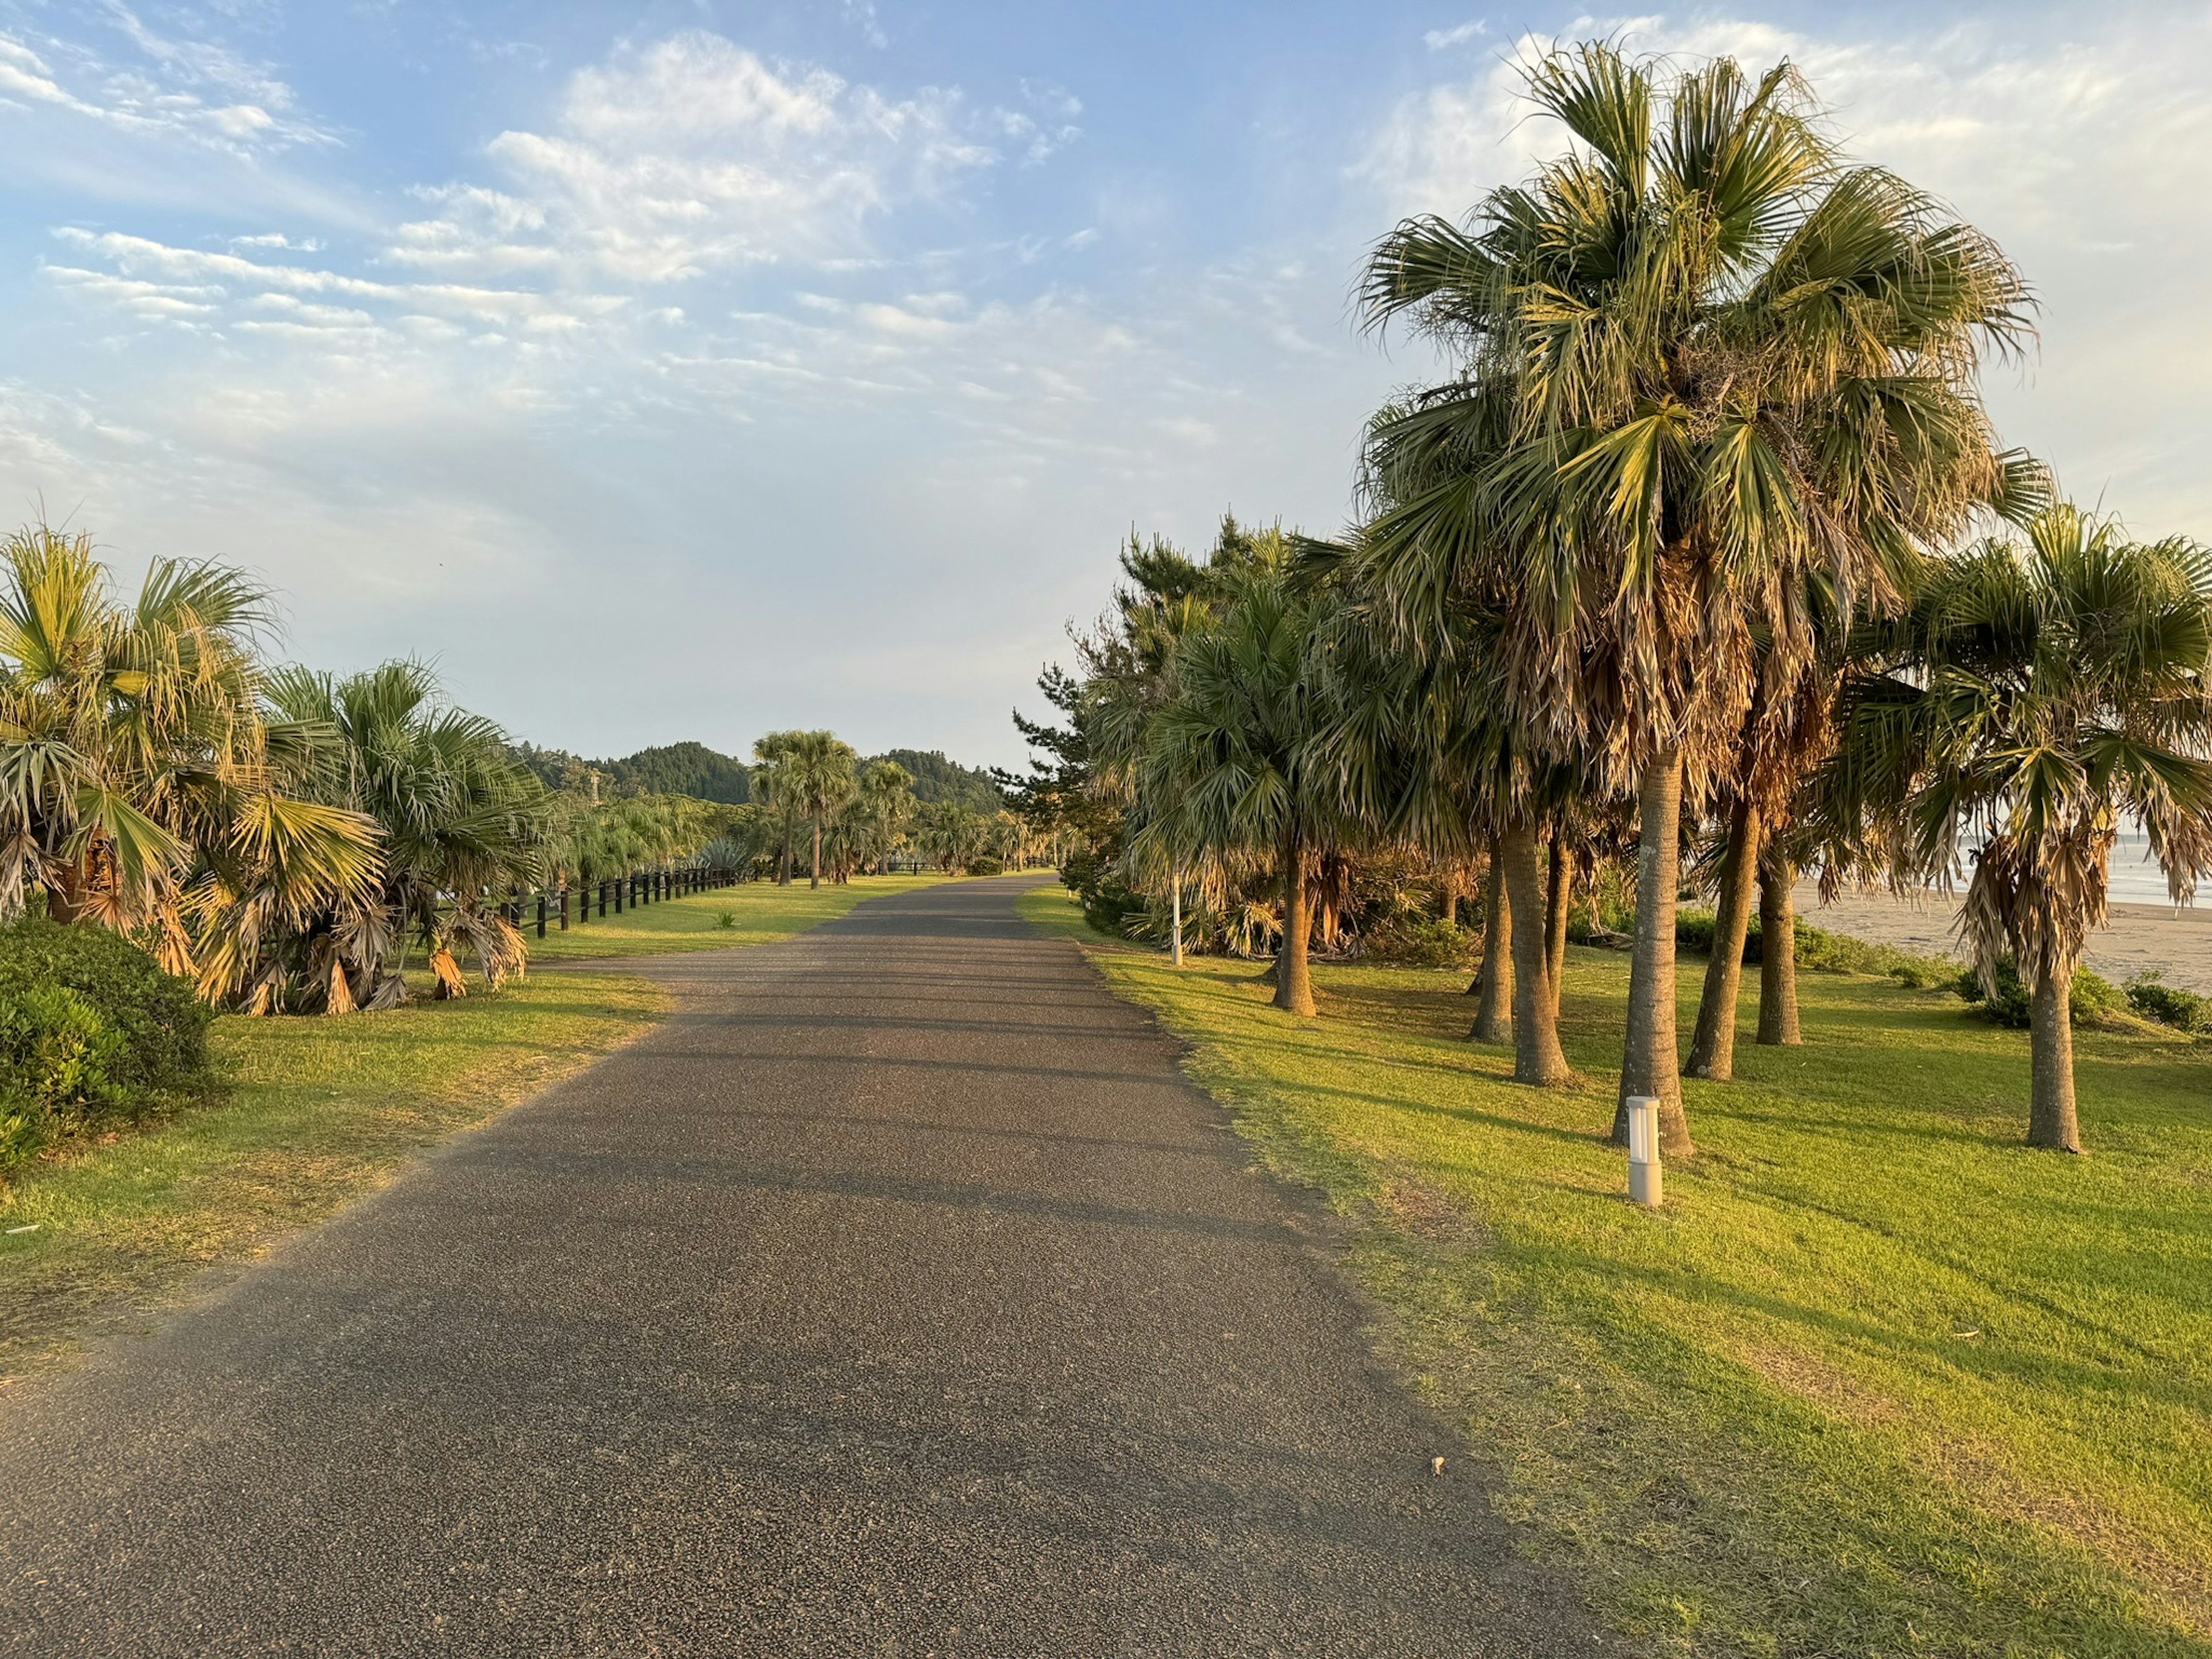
1793 882 2212 994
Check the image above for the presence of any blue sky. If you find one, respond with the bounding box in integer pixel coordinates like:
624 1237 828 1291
2 2 2207 767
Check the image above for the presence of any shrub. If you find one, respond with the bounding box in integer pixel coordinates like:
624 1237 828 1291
1362 914 1476 969
964 855 1005 877
1060 850 1147 937
1673 908 1955 987
0 917 215 1172
2124 972 2212 1034
1954 960 2124 1029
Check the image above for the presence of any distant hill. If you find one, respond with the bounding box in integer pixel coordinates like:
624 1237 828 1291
605 742 750 802
871 748 1006 813
510 740 750 803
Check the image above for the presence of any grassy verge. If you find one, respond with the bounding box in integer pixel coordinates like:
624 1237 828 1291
1020 882 2212 1656
523 873 953 960
0 972 664 1380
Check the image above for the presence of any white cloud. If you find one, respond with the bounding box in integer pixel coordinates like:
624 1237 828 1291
390 33 997 286
0 6 329 156
1423 20 1490 52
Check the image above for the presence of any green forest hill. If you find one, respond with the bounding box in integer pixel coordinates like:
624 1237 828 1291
510 739 1006 812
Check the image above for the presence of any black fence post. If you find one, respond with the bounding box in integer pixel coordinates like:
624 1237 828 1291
536 895 547 939
560 885 570 931
615 877 624 915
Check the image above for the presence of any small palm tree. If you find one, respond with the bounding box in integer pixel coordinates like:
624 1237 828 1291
199 662 543 1013
1827 505 2212 1150
0 525 378 973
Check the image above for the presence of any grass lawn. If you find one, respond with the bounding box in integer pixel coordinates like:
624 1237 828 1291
1022 883 2212 1656
522 872 952 960
0 972 665 1380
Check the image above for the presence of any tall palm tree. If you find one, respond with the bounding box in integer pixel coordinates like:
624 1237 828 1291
1314 589 1577 1081
0 525 378 974
783 731 858 889
1137 550 1336 1017
751 732 802 886
1357 44 2029 1154
1824 505 2212 1151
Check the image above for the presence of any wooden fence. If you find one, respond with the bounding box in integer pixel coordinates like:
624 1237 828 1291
494 865 744 940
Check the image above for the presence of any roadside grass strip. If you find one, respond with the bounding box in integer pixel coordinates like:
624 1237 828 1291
0 973 664 1378
525 873 955 960
1020 883 2212 1657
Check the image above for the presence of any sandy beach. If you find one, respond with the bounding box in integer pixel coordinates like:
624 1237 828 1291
1794 882 2212 994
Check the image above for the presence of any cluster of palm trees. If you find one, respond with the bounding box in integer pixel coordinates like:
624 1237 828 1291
0 531 541 1013
748 732 918 886
910 801 1060 874
1028 45 2212 1155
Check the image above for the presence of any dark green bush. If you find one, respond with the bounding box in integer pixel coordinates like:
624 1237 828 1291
1954 960 2123 1029
2124 973 2212 1033
1362 913 1475 969
964 855 1005 877
1060 850 1147 938
0 917 215 1171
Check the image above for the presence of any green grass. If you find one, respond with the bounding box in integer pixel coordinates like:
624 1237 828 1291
1021 882 2212 1657
522 873 953 960
0 972 664 1378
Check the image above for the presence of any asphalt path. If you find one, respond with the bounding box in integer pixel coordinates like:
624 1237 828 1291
0 876 1597 1656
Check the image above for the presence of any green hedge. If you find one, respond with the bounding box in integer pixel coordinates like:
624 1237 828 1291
1 918 215 1173
2125 973 2212 1034
1953 960 2125 1029
1674 907 1954 987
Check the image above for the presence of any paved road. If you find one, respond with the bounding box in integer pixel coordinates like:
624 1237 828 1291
0 877 1595 1656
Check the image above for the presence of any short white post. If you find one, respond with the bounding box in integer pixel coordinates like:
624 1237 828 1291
1626 1094 1662 1207
1171 861 1185 968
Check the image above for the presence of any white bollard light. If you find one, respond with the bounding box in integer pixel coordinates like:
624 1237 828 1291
1626 1094 1663 1207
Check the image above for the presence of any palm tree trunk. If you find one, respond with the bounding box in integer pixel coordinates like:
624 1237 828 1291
1502 820 1570 1085
1469 843 1512 1040
1613 747 1691 1156
2029 965 2082 1152
1688 799 1762 1081
43 857 90 923
1544 832 1572 1020
1757 847 1801 1046
1274 827 1316 1017
779 811 794 887
810 816 822 889
1442 887 1458 927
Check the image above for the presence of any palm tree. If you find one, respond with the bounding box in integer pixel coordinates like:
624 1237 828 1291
198 661 544 1013
1137 548 1336 1016
1314 590 1575 1080
751 732 803 886
1357 44 2029 1154
1824 505 2212 1151
0 525 378 976
782 731 858 889
834 760 915 876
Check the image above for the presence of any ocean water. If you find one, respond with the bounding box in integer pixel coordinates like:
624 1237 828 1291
2105 828 2209 906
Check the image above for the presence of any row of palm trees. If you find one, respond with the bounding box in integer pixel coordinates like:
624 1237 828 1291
0 532 944 1014
1024 45 2212 1156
